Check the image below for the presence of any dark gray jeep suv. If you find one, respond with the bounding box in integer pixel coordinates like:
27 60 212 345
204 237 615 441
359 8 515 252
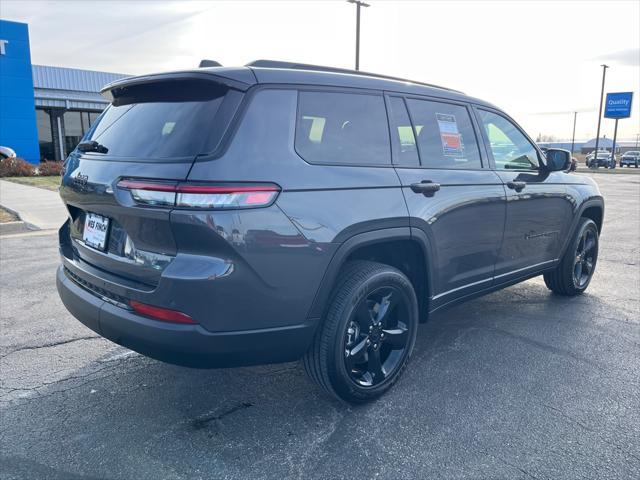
57 60 604 403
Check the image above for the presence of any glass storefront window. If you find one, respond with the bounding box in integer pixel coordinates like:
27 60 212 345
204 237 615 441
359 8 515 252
89 112 101 126
36 109 54 161
63 111 83 155
35 109 105 159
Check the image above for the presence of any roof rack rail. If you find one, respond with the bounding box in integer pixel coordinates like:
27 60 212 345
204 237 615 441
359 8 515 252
245 59 462 94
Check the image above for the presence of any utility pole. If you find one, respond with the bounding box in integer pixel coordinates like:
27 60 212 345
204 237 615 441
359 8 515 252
610 118 619 168
635 133 639 149
347 0 370 70
592 64 608 168
571 111 577 154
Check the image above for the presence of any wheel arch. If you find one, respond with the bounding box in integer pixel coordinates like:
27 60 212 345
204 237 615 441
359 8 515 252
581 203 604 233
557 198 604 261
307 227 435 323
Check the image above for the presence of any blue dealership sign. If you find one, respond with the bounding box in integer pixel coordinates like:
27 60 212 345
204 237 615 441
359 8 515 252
0 20 40 163
604 92 633 119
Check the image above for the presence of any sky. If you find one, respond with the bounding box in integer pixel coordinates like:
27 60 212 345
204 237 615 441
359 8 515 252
2 0 639 141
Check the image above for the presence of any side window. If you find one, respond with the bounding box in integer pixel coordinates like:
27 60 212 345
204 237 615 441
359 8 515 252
478 110 539 170
387 96 419 166
295 91 391 165
405 99 482 169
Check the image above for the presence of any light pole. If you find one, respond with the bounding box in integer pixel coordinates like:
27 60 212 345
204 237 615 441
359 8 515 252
636 133 639 149
592 64 608 168
347 0 370 70
571 111 577 155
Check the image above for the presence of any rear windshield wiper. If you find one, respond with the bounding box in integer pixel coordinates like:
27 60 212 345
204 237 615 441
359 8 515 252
77 140 109 154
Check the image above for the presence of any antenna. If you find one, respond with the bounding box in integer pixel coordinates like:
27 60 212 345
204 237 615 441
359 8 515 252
199 59 222 68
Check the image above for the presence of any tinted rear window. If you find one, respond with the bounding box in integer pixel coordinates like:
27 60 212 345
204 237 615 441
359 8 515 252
295 91 390 166
406 99 482 169
85 80 228 159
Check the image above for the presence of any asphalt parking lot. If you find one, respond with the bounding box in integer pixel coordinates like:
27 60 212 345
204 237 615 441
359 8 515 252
1 172 638 480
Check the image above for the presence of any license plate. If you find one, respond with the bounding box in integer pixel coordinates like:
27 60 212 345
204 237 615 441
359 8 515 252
83 213 110 251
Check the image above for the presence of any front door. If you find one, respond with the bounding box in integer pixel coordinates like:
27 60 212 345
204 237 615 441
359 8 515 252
387 95 506 308
475 108 574 283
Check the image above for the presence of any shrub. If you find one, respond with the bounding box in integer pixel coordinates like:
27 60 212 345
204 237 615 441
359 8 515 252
0 157 35 177
38 161 64 176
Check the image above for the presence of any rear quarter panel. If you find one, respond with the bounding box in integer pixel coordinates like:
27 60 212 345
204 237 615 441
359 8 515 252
184 88 409 327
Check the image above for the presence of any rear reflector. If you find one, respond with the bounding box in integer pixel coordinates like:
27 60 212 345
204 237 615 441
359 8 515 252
117 180 280 209
130 300 196 325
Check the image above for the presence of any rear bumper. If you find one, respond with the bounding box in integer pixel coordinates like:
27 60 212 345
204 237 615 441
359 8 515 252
56 265 316 368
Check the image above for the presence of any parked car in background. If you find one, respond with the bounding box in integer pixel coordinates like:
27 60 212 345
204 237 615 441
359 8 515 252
56 60 605 403
585 150 608 164
587 152 616 169
620 151 640 168
0 146 16 160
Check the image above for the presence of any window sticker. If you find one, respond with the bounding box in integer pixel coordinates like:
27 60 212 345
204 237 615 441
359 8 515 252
436 113 464 158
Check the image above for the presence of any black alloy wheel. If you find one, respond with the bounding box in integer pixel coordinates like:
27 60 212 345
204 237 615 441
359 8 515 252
573 227 597 288
343 286 410 387
544 217 599 296
304 261 418 403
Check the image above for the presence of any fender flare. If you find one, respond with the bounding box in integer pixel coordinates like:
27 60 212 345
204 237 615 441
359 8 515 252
557 197 604 261
307 227 435 320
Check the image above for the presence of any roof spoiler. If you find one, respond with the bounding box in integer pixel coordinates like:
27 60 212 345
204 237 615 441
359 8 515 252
246 59 463 93
100 70 254 102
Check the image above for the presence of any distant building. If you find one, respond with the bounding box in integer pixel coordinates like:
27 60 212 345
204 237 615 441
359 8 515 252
0 19 128 163
536 138 639 155
536 141 586 152
580 138 638 154
34 65 127 161
580 138 614 154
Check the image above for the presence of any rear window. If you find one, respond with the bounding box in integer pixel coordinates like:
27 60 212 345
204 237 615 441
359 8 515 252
85 80 230 159
295 91 391 166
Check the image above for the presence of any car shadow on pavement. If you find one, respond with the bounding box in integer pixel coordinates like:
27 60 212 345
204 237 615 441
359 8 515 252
2 279 639 480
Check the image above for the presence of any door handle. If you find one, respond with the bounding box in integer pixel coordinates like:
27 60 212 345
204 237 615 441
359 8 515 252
506 181 526 192
410 181 441 197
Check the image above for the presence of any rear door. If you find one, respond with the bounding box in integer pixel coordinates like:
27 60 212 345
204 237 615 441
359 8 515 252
388 94 506 308
59 77 245 286
474 107 574 281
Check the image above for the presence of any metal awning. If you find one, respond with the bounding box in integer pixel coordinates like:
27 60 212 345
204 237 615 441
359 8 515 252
34 88 108 110
32 65 128 110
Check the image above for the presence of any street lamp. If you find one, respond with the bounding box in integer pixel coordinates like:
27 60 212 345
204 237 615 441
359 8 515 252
592 64 608 168
571 111 577 155
347 0 370 70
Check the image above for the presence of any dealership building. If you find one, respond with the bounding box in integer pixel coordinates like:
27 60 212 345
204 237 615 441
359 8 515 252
0 19 127 163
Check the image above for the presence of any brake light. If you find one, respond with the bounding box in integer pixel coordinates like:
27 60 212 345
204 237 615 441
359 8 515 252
117 180 280 209
130 300 196 325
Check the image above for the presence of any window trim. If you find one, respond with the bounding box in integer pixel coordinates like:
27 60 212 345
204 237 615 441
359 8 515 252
389 93 487 171
294 87 394 168
473 106 544 172
384 94 420 167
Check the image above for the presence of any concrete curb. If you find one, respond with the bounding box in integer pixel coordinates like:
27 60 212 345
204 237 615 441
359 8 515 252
0 203 39 231
0 220 31 235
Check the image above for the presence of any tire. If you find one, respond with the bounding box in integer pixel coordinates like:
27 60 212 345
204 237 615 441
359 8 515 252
543 218 599 296
303 260 419 403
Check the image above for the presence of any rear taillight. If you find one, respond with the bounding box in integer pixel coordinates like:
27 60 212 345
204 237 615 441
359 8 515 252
130 300 196 325
117 180 280 209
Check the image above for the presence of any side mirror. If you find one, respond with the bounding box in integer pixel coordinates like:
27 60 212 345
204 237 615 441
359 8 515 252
544 148 571 172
